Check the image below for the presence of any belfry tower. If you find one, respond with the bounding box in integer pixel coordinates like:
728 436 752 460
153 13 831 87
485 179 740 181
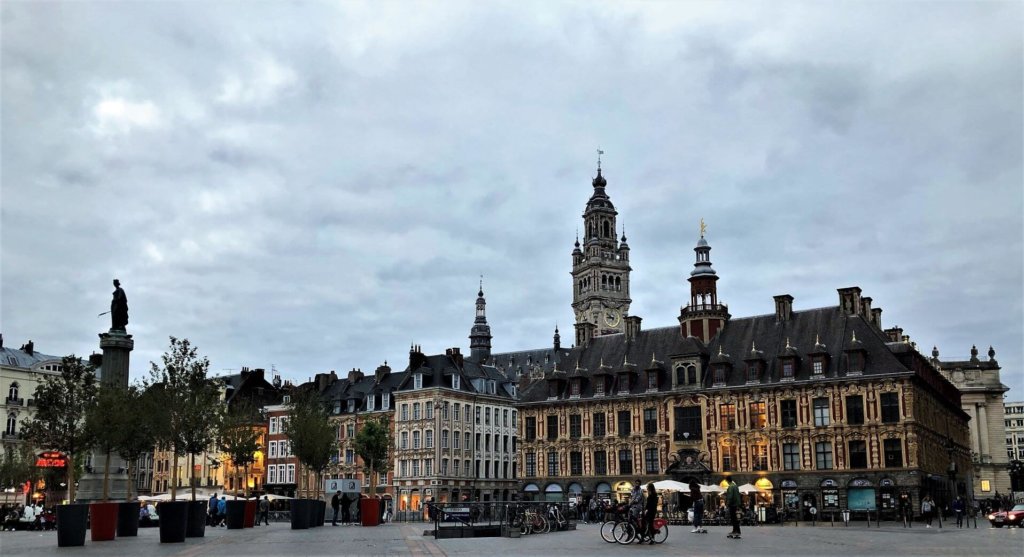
469 278 493 361
678 221 730 342
572 154 632 345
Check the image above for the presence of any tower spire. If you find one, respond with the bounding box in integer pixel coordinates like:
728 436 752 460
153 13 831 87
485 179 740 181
469 278 492 361
678 224 730 342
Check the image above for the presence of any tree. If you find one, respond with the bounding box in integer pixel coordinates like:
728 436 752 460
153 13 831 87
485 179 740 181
115 385 160 501
284 389 336 499
146 337 222 501
353 415 392 494
21 355 99 503
218 401 262 497
84 387 131 501
0 444 36 495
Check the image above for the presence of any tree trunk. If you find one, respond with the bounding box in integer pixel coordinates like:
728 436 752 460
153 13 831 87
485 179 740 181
67 451 76 503
190 453 197 501
171 452 179 500
127 460 135 500
244 463 250 498
102 448 111 501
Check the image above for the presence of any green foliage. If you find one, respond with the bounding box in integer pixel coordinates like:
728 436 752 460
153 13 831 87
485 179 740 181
353 415 392 487
285 389 336 497
218 401 262 496
21 355 99 502
84 386 133 500
0 444 36 490
145 337 223 499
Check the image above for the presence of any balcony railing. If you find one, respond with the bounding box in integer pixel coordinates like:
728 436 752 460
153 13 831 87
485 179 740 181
1 432 19 441
4 397 24 406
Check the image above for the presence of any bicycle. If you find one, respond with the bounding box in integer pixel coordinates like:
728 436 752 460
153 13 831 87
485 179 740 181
547 504 568 531
616 514 669 545
600 503 629 543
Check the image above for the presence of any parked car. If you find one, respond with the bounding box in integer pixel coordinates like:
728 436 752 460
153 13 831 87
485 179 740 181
987 504 1024 528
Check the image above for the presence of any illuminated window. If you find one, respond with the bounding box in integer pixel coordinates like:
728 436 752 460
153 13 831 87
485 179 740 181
981 480 991 492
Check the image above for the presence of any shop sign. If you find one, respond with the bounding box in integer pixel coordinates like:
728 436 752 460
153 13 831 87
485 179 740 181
879 479 895 487
850 478 872 487
822 488 840 509
819 478 838 488
324 479 361 494
35 451 67 468
780 480 798 489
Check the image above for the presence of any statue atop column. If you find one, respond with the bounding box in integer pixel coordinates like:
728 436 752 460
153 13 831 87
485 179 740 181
111 279 128 332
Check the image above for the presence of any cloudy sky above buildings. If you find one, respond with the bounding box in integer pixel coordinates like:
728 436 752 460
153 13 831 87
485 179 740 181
2 1 1021 397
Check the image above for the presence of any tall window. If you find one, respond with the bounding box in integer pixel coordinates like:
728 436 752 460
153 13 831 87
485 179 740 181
846 395 864 425
880 393 900 423
464 432 470 450
781 400 797 428
5 413 16 435
547 415 559 441
674 406 703 441
287 464 296 483
783 443 800 470
441 430 449 448
751 443 768 471
570 451 583 475
782 360 794 379
425 430 434 449
720 404 736 430
412 460 420 477
644 447 659 474
414 374 423 389
815 441 833 470
476 406 481 424
7 383 18 400
412 431 421 449
618 411 631 437
426 402 434 419
594 450 607 475
749 402 766 429
884 439 903 468
525 453 536 477
346 449 355 464
848 440 867 469
813 398 830 427
400 431 408 450
268 465 278 484
485 407 491 425
382 393 390 409
453 403 461 422
453 430 460 449
270 417 278 434
569 415 582 439
400 404 409 421
525 417 537 441
547 451 559 477
721 443 738 472
647 372 658 390
643 408 657 435
593 413 606 437
441 459 449 476
618 449 633 475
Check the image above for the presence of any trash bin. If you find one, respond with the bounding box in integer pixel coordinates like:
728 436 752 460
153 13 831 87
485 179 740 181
360 498 380 527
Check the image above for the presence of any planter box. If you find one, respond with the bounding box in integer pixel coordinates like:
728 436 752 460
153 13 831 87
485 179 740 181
225 500 246 529
90 502 118 541
290 499 310 530
117 501 140 537
157 501 188 543
243 500 257 528
56 504 89 547
185 501 207 538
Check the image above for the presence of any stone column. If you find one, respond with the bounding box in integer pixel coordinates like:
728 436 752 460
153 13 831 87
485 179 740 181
977 403 989 459
76 331 134 502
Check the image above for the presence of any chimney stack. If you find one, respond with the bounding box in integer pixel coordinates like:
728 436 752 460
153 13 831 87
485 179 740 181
871 308 883 329
575 322 596 348
884 327 903 343
773 294 794 322
446 347 464 368
861 297 872 320
625 315 642 342
837 287 862 315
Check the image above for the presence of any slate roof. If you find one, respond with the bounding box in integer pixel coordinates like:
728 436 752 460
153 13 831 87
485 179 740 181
394 351 517 400
0 345 62 368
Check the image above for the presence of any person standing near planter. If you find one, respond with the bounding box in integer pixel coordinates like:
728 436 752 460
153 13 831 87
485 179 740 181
217 497 227 527
208 493 218 526
259 496 270 526
331 491 342 526
340 492 351 525
725 478 741 540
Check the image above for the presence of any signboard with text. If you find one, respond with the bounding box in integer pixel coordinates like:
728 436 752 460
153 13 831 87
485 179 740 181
324 478 361 494
35 451 67 468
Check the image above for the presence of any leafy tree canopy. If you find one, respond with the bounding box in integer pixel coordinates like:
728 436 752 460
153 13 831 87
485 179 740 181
285 389 336 497
354 415 392 481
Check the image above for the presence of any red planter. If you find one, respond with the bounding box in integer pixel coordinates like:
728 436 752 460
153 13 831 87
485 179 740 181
243 500 256 528
89 502 119 541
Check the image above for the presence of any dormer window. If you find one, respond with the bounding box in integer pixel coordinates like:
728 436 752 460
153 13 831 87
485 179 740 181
452 375 460 390
813 359 824 375
647 371 658 391
333 401 341 414
490 380 496 394
618 375 630 394
594 377 605 397
782 360 795 380
382 393 390 409
414 373 423 389
510 384 517 398
847 352 865 374
713 366 726 386
366 396 375 411
570 379 581 398
747 362 760 383
347 400 355 413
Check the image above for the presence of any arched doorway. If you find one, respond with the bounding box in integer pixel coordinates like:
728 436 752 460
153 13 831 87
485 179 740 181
545 483 563 502
595 482 612 505
614 481 633 502
522 483 540 502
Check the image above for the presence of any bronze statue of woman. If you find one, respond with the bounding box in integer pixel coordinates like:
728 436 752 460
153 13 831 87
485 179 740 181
111 279 129 331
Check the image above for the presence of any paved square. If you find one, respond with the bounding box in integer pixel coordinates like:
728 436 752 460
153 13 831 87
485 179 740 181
0 521 1020 556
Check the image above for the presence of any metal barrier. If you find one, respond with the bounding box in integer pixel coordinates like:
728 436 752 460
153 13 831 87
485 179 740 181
425 501 577 539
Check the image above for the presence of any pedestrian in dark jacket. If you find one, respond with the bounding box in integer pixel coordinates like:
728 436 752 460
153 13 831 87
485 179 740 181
643 483 659 544
340 492 351 524
725 479 741 539
331 491 342 526
689 480 705 533
952 496 965 528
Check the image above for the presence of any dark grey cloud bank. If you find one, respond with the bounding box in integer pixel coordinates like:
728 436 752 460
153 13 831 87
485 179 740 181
2 1 1021 397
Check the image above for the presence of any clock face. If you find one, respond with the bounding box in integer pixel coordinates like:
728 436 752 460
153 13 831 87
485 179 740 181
603 308 621 327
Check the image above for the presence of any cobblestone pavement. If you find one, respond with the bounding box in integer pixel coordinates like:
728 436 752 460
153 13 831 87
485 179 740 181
0 521 1020 557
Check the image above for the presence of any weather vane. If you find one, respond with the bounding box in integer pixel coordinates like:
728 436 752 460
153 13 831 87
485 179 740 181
700 218 707 238
597 148 604 171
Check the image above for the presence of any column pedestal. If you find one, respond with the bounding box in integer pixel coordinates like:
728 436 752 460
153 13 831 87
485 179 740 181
76 330 133 502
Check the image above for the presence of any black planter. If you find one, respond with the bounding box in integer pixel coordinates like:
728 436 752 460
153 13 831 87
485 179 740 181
56 504 89 547
185 500 207 538
290 499 310 530
157 501 188 543
309 500 325 528
225 500 247 529
117 501 140 537
319 500 327 526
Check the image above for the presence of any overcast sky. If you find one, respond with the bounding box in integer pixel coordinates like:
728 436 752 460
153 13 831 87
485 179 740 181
2 1 1021 399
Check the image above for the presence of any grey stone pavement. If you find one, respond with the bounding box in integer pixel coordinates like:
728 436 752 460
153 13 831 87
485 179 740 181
0 521 1020 557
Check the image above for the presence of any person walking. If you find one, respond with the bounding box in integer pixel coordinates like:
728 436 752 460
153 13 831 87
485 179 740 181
217 496 227 527
208 493 219 526
952 496 965 528
259 496 270 526
331 491 342 526
643 483 659 544
921 495 935 528
688 479 705 533
725 478 741 539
